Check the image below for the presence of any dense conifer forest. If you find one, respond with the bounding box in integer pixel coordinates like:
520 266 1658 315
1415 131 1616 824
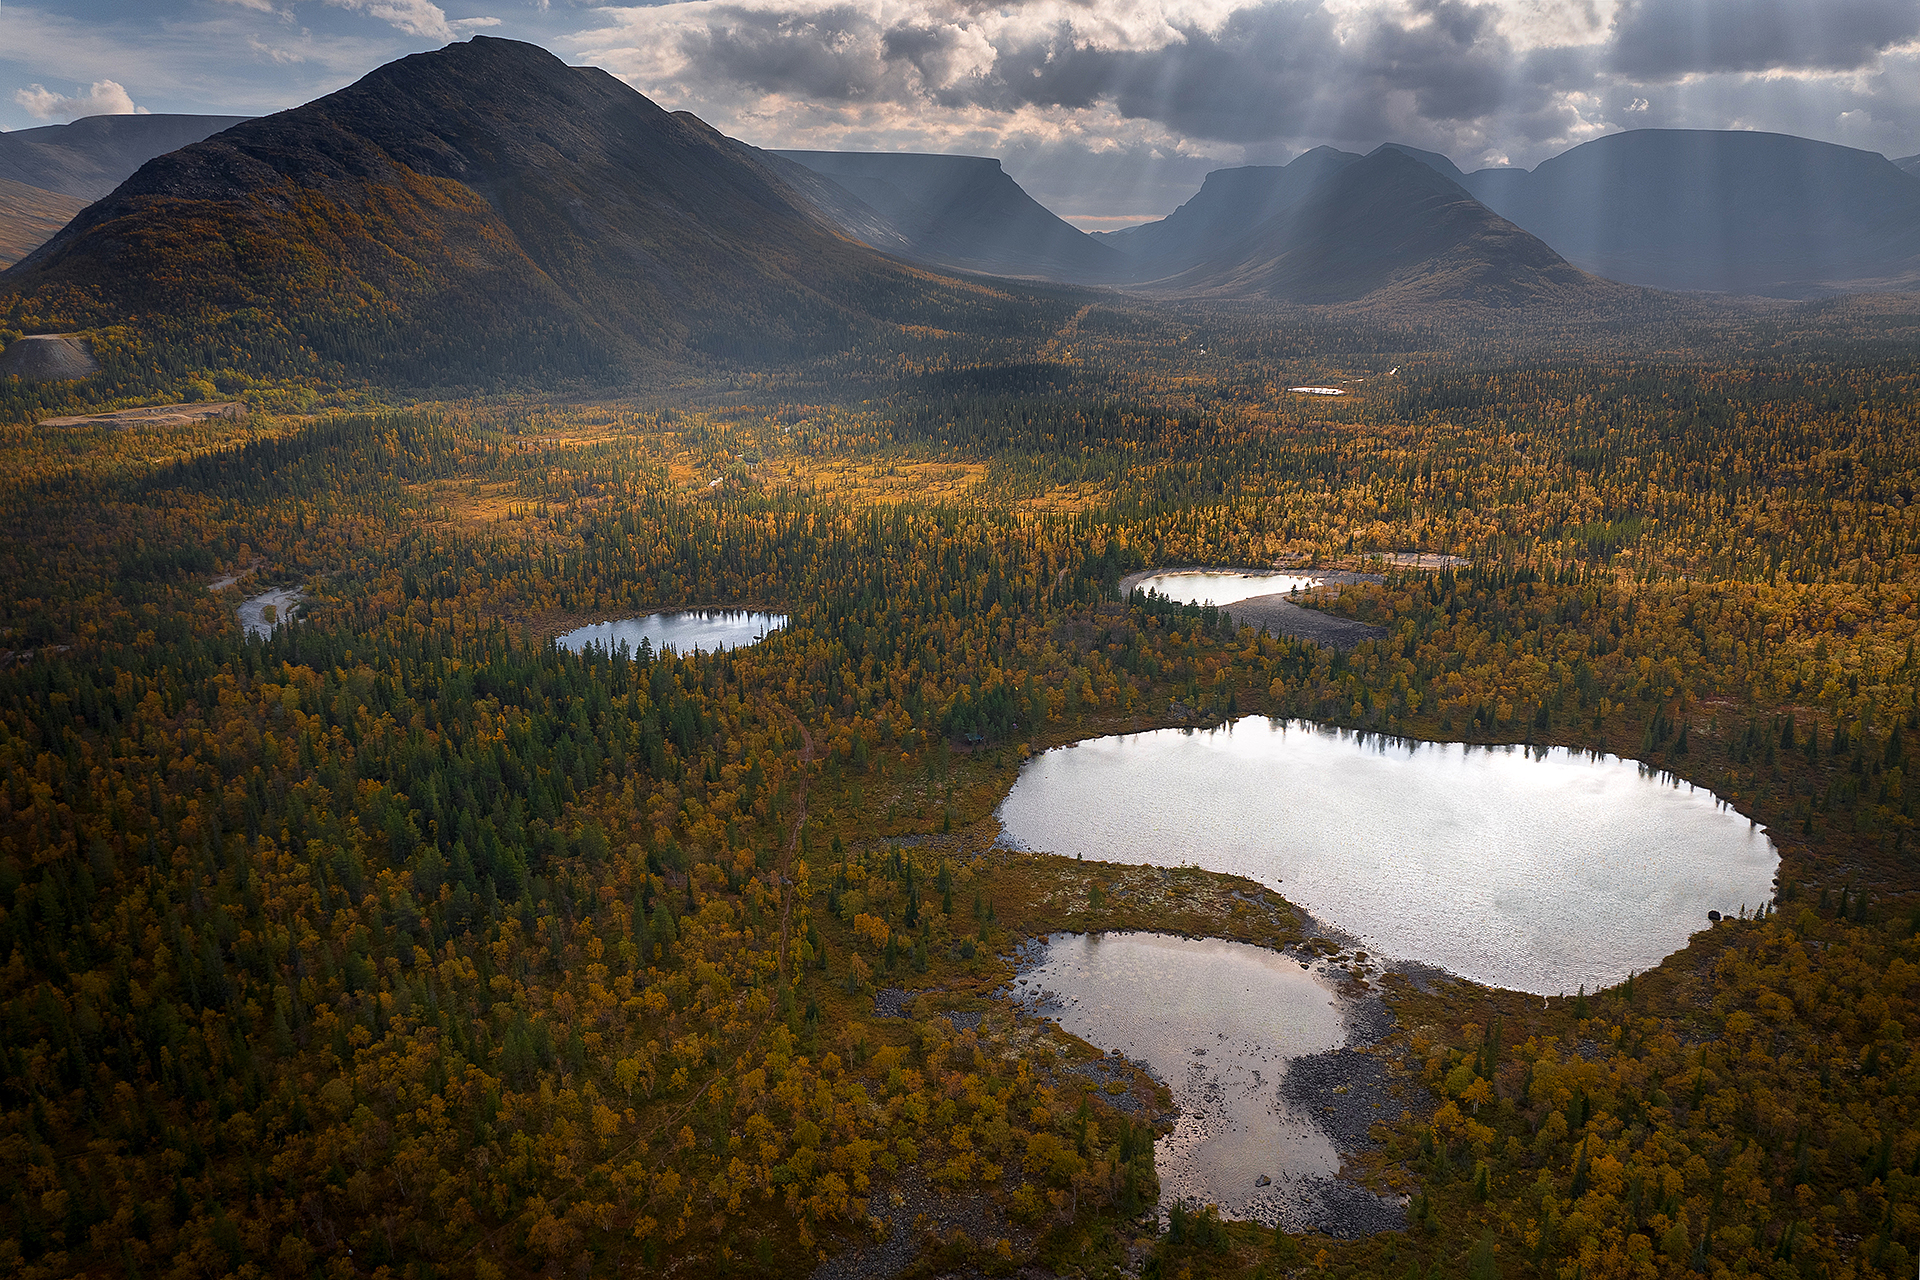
0 299 1916 1280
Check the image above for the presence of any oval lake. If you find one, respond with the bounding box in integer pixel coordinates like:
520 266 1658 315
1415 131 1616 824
556 610 787 656
997 719 1777 995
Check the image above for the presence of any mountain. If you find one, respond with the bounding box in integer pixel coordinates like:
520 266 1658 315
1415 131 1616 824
734 143 916 258
0 177 86 269
1899 155 1920 179
1454 130 1920 295
1096 146 1360 280
1 39 1025 388
1156 147 1618 307
772 150 1122 281
0 114 252 201
1373 143 1467 181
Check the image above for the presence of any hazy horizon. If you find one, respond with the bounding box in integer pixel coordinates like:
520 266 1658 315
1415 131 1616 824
4 0 1919 223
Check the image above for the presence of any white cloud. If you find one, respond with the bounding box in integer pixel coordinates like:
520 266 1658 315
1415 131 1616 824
212 0 281 11
323 0 458 40
13 79 149 121
452 16 506 29
248 35 310 63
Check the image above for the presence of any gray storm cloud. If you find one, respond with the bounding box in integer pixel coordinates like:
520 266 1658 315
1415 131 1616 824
571 0 1920 213
1608 0 1920 79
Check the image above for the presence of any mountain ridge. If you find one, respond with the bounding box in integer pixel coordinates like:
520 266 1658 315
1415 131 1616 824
1097 146 1361 282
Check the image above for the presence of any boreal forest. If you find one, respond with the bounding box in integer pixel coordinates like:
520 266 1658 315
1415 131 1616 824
1 286 1917 1280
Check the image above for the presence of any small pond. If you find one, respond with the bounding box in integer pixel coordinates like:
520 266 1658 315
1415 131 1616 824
1133 571 1320 607
998 719 1777 995
1014 932 1398 1232
238 588 303 640
556 610 787 656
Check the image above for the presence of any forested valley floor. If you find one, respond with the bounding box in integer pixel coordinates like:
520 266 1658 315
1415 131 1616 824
1 297 1917 1280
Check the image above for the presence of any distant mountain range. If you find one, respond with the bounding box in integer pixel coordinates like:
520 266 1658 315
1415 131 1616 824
1 38 1038 387
1097 132 1920 298
1448 131 1920 295
3 39 1917 393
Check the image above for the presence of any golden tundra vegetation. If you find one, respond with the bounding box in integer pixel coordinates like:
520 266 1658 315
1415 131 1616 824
1 298 1917 1280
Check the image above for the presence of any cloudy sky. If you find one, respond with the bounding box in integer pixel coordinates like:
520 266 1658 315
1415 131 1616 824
3 0 1918 225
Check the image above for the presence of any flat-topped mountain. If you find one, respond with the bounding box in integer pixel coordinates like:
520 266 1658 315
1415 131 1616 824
1096 146 1360 281
2 39 1024 387
773 150 1122 281
0 113 252 202
1452 130 1920 295
1144 148 1619 307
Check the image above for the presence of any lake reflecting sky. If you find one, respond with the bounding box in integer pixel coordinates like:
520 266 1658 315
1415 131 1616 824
998 719 1777 994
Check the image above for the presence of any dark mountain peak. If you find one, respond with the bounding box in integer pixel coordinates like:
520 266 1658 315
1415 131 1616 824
1370 142 1467 181
1159 145 1616 307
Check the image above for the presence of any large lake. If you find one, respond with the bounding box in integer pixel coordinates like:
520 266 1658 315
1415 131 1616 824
556 610 787 656
997 720 1777 995
1135 571 1320 606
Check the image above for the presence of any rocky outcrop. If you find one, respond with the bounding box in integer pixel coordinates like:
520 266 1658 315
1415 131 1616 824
0 333 98 380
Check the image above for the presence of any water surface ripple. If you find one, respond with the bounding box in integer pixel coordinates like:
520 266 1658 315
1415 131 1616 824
998 720 1776 994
